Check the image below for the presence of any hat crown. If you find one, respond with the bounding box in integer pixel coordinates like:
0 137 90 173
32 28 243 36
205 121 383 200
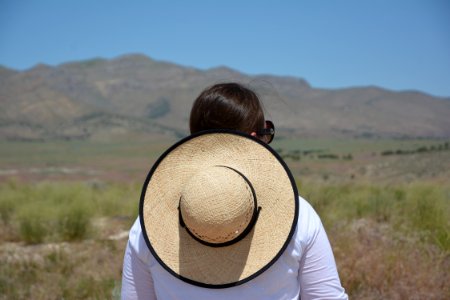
179 166 255 244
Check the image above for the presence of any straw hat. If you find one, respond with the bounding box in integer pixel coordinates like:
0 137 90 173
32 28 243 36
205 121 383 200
139 130 298 288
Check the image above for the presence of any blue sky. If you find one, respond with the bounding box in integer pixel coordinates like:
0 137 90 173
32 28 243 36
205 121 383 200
1 0 449 97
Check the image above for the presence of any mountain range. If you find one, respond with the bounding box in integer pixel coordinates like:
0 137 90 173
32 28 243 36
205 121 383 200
1 54 449 141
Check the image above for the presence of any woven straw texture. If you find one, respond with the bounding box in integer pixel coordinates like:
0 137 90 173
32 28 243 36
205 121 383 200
180 166 255 243
142 132 296 286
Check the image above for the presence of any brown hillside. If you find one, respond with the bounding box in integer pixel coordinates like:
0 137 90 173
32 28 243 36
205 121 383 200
1 54 449 140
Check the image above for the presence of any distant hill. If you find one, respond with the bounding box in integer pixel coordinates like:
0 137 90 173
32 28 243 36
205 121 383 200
1 54 449 141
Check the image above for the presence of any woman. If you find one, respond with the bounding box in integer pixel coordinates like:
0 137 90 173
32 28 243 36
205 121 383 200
121 83 348 299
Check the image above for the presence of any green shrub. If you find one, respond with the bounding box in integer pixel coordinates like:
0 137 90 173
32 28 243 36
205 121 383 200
18 206 50 244
57 202 92 241
0 181 139 244
405 186 450 250
92 184 138 217
0 197 14 225
300 182 450 251
62 276 116 300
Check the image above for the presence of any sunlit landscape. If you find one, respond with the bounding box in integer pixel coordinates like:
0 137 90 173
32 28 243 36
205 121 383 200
2 1 450 298
0 137 448 299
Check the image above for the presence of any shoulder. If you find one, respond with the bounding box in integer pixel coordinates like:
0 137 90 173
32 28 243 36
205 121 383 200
294 195 324 249
127 217 154 264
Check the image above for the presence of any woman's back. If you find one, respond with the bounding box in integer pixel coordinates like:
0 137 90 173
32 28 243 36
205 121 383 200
122 196 348 300
121 83 348 299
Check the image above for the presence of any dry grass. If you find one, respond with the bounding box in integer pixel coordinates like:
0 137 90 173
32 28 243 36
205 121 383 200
0 240 124 300
330 219 449 299
301 182 450 299
0 180 139 244
0 180 449 299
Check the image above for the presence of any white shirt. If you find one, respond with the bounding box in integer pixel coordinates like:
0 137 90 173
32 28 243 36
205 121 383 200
121 196 348 300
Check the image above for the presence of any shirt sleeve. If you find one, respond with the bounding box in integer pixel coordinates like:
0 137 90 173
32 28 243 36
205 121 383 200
297 199 348 300
121 218 157 300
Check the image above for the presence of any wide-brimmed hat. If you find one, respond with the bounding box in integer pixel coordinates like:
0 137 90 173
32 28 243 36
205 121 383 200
139 129 298 288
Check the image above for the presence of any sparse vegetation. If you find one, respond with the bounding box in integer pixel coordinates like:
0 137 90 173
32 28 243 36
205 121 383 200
381 141 450 156
317 153 339 159
0 242 123 300
281 150 349 161
342 154 353 160
300 182 450 298
300 182 450 251
0 180 449 299
0 180 139 244
0 137 449 299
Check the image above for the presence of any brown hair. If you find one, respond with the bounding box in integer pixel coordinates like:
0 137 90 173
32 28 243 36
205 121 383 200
190 83 265 134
